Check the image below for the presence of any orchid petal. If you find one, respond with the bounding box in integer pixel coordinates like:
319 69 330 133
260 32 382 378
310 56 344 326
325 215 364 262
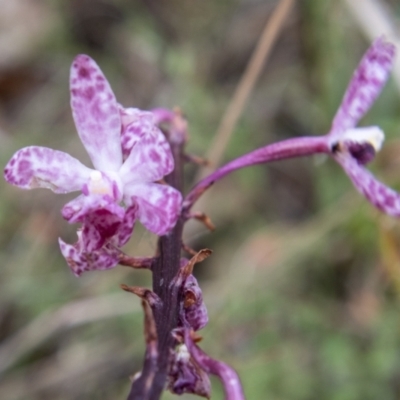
182 275 208 331
330 38 395 136
117 203 138 246
118 123 174 185
62 194 125 251
335 154 400 216
125 183 182 235
70 55 122 171
168 343 211 398
4 146 93 193
119 107 157 158
59 237 120 277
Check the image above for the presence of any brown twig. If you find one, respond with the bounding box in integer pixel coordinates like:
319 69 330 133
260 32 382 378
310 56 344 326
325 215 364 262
118 253 155 269
188 212 216 231
120 284 162 309
127 300 159 399
196 0 294 181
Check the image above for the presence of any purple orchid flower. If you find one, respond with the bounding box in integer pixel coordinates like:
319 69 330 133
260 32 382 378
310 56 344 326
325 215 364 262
4 55 182 276
184 37 398 218
327 37 399 215
168 342 212 398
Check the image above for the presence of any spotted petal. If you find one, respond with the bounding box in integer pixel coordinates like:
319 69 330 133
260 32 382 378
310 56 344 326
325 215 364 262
70 55 122 171
119 122 174 185
59 236 120 277
125 183 182 235
117 203 138 246
331 38 395 137
119 107 158 158
4 146 92 193
168 343 211 398
62 194 125 251
335 153 400 216
182 274 208 331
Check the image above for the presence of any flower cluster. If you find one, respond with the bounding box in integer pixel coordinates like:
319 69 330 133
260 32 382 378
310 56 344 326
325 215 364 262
4 55 182 276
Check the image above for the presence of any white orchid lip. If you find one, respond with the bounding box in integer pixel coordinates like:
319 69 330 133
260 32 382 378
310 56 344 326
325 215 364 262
330 126 385 153
343 126 384 151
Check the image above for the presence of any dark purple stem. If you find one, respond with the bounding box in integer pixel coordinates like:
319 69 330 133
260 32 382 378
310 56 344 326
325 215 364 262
127 113 186 400
183 136 330 213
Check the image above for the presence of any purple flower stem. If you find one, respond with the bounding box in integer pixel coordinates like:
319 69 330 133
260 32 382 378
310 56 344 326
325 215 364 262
183 136 330 213
127 114 186 400
184 330 246 400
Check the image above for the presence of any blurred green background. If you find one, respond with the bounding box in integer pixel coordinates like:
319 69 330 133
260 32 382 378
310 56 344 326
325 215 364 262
1 0 400 399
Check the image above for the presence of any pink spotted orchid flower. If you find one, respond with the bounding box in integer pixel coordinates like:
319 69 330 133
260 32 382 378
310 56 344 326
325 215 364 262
327 38 399 215
184 37 399 219
4 55 182 276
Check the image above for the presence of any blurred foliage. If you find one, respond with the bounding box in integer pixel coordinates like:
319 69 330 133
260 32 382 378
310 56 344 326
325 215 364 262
1 0 400 399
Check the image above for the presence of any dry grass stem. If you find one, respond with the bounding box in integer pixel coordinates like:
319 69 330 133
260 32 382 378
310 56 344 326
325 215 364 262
197 0 295 180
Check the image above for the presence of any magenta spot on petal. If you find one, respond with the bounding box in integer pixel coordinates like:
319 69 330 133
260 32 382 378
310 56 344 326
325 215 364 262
91 102 105 120
385 196 395 207
79 67 91 79
17 160 31 174
112 183 119 200
378 186 386 196
82 184 89 196
84 87 95 100
149 149 161 162
33 147 41 157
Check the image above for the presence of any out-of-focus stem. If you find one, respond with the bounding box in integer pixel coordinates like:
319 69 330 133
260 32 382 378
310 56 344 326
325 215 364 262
184 136 330 213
